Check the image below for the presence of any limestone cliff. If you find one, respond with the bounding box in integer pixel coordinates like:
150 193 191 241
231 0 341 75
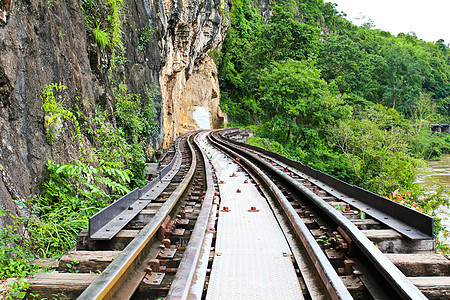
0 0 228 226
158 0 228 146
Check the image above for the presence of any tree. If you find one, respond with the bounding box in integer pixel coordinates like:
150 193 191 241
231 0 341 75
411 93 436 138
317 34 387 103
255 6 320 64
381 46 423 114
259 59 351 144
329 106 420 193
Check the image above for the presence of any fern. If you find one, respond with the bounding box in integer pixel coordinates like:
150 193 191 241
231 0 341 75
97 177 130 195
107 0 124 51
93 23 110 48
101 165 132 184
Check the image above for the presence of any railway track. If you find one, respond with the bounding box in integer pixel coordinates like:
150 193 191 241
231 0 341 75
26 129 450 299
210 128 450 299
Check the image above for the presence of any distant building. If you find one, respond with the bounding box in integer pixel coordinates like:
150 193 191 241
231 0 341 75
430 123 450 133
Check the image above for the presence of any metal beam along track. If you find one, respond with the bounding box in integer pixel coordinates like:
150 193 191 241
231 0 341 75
89 136 183 240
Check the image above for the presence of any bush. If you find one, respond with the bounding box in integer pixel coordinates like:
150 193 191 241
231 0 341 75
439 135 450 154
0 206 38 278
247 136 284 154
42 160 131 214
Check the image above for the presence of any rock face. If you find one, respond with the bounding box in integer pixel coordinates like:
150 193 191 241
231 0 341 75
158 0 227 146
0 0 228 226
0 0 99 227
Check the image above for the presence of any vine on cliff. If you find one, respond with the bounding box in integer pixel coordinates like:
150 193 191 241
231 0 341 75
137 24 154 51
41 83 81 145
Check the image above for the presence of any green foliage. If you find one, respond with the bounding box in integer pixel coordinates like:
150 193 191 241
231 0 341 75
112 83 159 186
410 131 444 161
317 34 387 104
66 259 80 273
315 235 337 249
114 83 145 141
42 160 131 213
259 59 351 144
77 84 159 188
220 0 450 193
0 75 158 280
37 81 150 259
93 23 111 48
259 6 320 62
143 85 160 138
0 214 38 279
113 83 159 143
4 278 30 299
0 158 132 266
302 147 359 185
108 0 124 53
82 105 127 163
218 0 267 122
407 93 449 159
317 26 450 118
81 0 110 40
440 135 450 154
220 0 450 256
328 106 424 193
81 0 124 65
208 48 223 66
218 1 231 25
360 211 366 219
137 24 154 51
41 83 80 144
315 235 331 249
247 136 284 153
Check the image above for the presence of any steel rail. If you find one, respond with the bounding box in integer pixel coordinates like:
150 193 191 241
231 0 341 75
77 133 198 300
166 131 217 300
209 131 352 300
212 130 427 300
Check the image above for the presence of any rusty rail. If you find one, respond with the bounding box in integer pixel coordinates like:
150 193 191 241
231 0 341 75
166 132 217 299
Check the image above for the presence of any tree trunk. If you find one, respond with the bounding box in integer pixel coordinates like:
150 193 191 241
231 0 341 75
286 125 291 145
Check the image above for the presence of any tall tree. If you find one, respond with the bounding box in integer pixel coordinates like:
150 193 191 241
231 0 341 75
259 59 351 144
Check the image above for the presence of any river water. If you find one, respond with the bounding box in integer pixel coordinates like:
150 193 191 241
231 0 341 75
425 155 450 186
417 154 450 243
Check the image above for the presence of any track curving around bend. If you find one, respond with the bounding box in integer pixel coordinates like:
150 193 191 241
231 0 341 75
209 129 428 299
